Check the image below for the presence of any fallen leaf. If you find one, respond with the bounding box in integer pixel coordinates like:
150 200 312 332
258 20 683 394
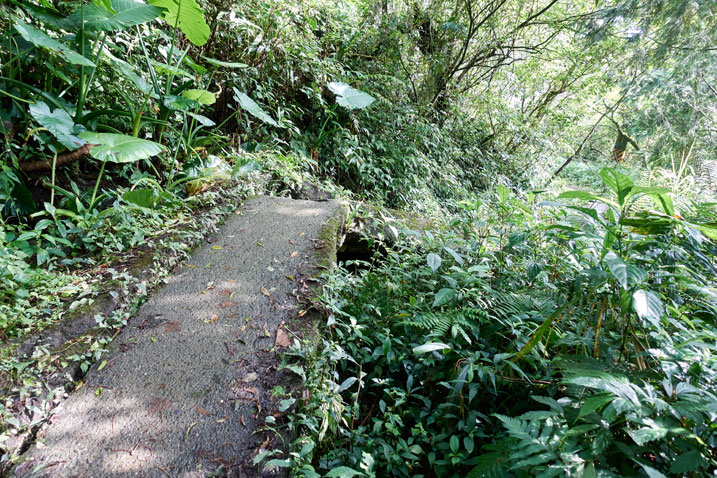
185 264 197 269
289 239 296 245
195 406 211 415
219 300 237 309
209 314 219 324
286 275 294 281
289 251 298 258
240 415 246 426
216 418 227 423
297 309 308 318
211 245 223 250
275 328 291 347
242 372 259 383
164 321 180 333
218 288 232 296
299 232 305 236
260 286 270 296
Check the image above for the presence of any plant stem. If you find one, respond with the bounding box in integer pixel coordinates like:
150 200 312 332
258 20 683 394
89 160 107 211
50 152 58 207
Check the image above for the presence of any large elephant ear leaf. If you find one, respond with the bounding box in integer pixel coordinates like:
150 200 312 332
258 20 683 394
328 82 376 110
78 132 164 163
14 19 95 67
29 101 86 150
148 0 210 46
232 88 279 127
73 0 164 31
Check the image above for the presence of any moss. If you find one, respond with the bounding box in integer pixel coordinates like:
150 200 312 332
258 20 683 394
313 201 350 274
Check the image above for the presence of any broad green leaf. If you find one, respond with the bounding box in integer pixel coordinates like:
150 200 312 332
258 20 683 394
181 89 216 105
79 132 164 163
202 57 248 69
29 101 85 150
604 252 647 288
14 19 95 67
577 393 613 419
427 253 442 272
413 342 451 354
150 60 194 77
232 89 278 127
638 463 668 478
110 59 153 94
163 95 198 111
632 289 664 326
496 184 510 204
432 288 456 307
324 466 364 477
600 167 634 205
71 0 162 31
122 188 158 208
630 426 668 445
328 82 376 110
149 0 210 46
670 451 703 474
558 190 619 209
187 112 215 127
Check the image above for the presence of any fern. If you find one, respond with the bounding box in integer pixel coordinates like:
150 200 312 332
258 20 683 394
400 308 487 344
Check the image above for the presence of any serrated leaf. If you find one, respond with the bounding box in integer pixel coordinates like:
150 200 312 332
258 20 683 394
149 0 210 46
630 426 667 445
79 132 164 163
232 88 278 126
328 82 375 110
14 19 95 67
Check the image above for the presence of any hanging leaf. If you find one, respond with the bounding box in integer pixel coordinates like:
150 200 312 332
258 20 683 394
14 19 95 67
148 0 210 46
232 88 279 127
427 253 442 272
632 289 664 326
604 252 647 289
202 57 248 69
29 102 86 150
182 89 216 105
413 342 452 355
78 132 164 163
328 82 375 110
70 0 162 31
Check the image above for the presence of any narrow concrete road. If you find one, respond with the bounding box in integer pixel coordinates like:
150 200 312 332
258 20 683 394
14 196 346 478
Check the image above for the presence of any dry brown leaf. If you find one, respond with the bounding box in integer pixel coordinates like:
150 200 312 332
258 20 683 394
219 300 237 309
297 309 308 318
260 286 271 296
289 239 296 245
275 328 291 347
195 406 211 416
215 418 227 423
289 251 298 258
209 314 219 324
240 415 246 426
164 321 180 333
242 372 259 383
217 288 232 296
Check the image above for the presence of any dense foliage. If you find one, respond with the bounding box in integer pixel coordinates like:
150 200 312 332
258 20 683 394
1 0 715 475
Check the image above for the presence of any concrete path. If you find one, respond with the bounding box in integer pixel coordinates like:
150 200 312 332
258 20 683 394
13 196 346 478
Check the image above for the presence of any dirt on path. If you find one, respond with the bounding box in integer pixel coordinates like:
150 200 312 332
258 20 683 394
12 196 347 478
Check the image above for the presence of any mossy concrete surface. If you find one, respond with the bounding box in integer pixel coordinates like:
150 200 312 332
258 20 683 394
13 196 347 478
